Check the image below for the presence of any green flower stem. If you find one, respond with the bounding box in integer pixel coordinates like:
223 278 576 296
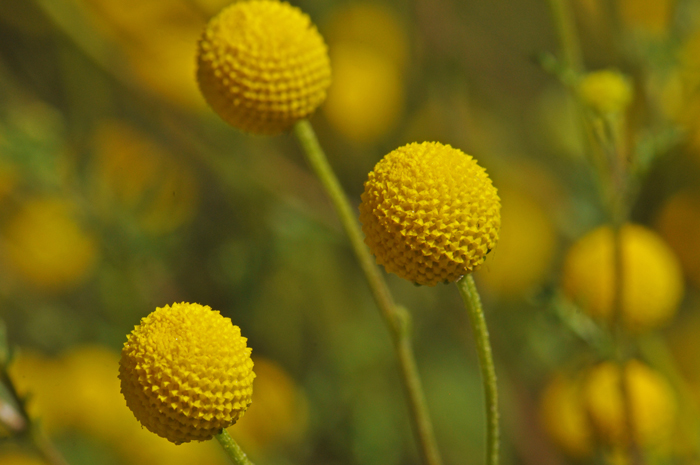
456 275 499 465
215 429 254 465
292 119 443 465
545 0 582 73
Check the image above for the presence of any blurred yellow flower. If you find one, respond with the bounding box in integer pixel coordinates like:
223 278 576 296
656 190 700 287
322 3 408 144
60 345 135 442
478 188 556 298
8 349 75 435
563 223 684 331
584 360 677 449
324 43 404 144
618 0 672 36
229 357 309 455
3 197 98 292
91 120 199 235
0 451 47 465
539 373 594 459
73 0 216 108
323 2 409 70
578 69 633 115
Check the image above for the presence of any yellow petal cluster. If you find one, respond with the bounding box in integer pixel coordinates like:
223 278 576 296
196 0 331 134
119 302 255 444
563 223 684 331
578 69 633 115
359 142 500 286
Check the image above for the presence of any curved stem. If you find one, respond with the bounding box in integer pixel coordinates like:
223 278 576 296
292 119 443 465
456 275 499 465
215 429 254 465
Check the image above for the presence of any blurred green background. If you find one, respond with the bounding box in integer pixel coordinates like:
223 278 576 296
1 0 700 464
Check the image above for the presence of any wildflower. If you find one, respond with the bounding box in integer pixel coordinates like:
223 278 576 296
583 360 676 448
578 69 633 115
196 0 331 134
229 357 308 455
359 142 500 286
3 197 98 292
562 224 684 331
539 373 594 459
119 303 255 444
656 190 700 288
478 187 556 297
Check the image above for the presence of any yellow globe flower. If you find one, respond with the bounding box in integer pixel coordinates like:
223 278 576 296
539 373 594 459
656 190 700 288
478 187 556 297
8 349 75 435
563 224 684 331
359 142 501 286
228 357 308 454
197 0 331 134
583 360 676 448
578 69 633 115
0 452 47 465
3 197 98 292
323 43 403 144
119 302 255 444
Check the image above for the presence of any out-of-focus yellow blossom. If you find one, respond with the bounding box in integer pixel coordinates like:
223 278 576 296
322 3 408 144
123 425 228 465
324 44 404 144
72 0 219 108
3 197 98 292
478 188 556 298
539 373 594 459
563 224 684 331
229 357 309 455
578 69 633 115
0 451 47 465
618 0 673 37
92 120 199 235
584 360 677 448
656 190 700 287
323 3 409 70
8 350 75 435
60 345 135 442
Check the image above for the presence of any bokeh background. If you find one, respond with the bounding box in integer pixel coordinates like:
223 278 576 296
1 0 700 464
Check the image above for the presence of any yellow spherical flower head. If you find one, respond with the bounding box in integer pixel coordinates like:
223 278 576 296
578 69 633 115
539 373 594 459
584 360 677 449
197 0 331 134
119 302 255 444
359 142 501 286
563 224 684 331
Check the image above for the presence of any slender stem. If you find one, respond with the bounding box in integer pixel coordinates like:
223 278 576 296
215 429 254 465
292 119 443 465
456 275 499 465
545 0 582 73
32 428 70 465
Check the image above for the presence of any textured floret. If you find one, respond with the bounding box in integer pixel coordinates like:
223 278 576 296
196 0 331 134
359 142 501 286
119 302 255 444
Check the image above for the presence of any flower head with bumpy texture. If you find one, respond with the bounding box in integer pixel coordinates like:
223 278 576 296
359 142 501 286
197 0 331 134
119 302 255 444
